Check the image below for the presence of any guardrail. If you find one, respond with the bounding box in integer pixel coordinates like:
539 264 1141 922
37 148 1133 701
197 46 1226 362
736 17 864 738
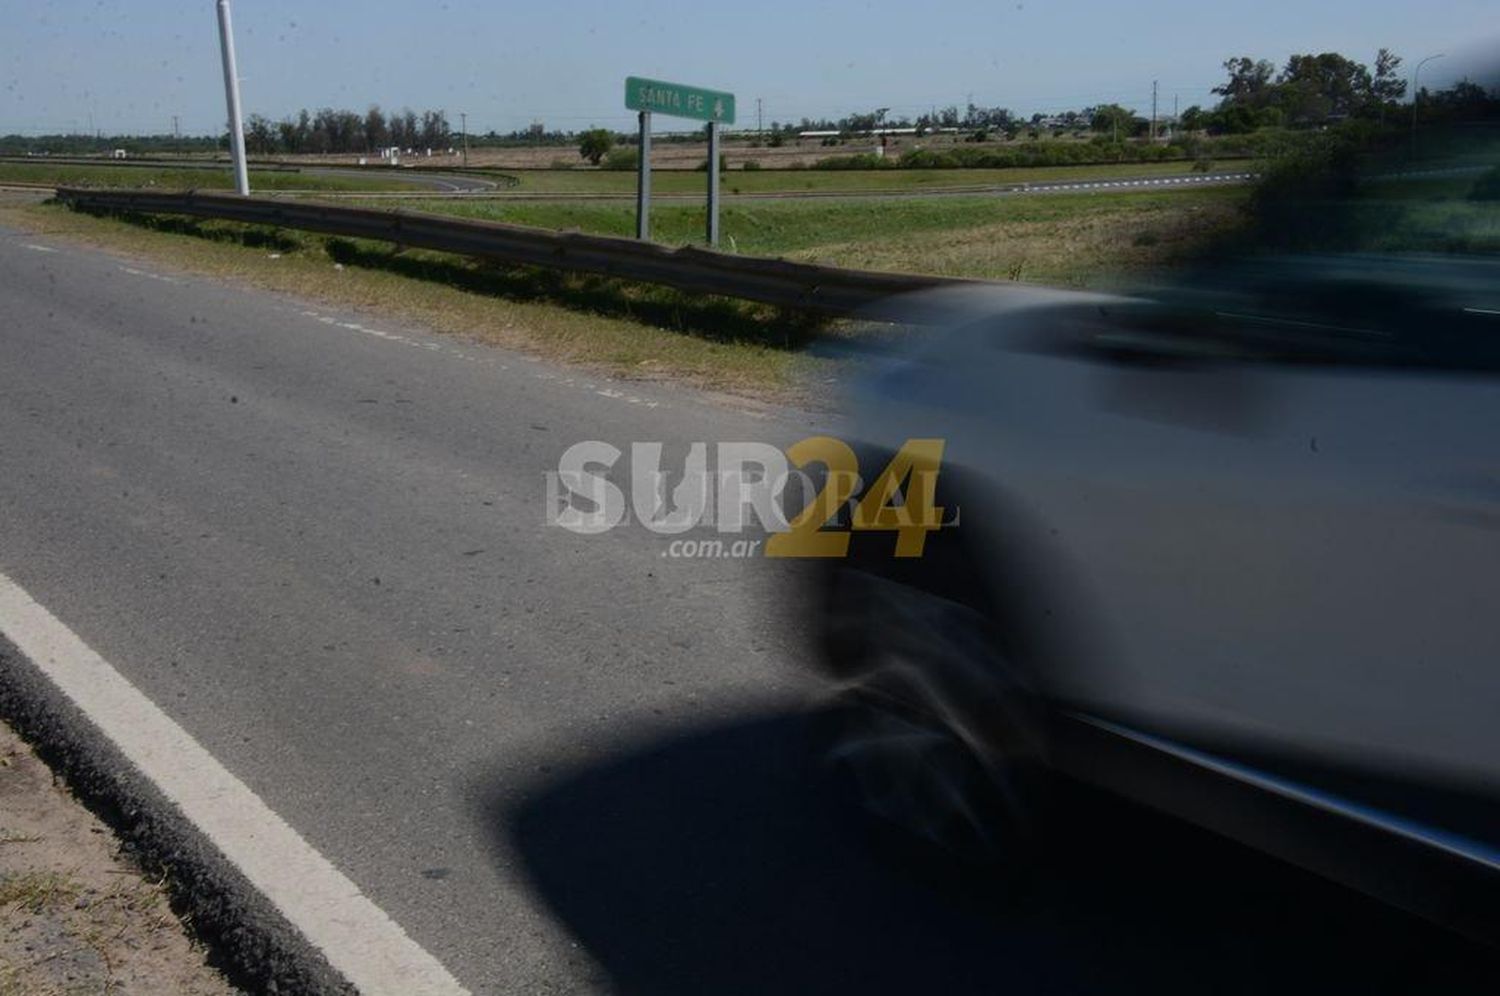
54 187 970 315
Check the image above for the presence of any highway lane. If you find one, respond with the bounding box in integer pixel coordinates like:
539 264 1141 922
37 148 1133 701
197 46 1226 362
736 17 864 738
300 167 500 192
0 226 823 992
0 228 1496 994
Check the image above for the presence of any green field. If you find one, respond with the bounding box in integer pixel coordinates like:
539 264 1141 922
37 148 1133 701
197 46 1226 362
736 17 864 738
363 187 1248 284
496 160 1237 196
0 162 413 192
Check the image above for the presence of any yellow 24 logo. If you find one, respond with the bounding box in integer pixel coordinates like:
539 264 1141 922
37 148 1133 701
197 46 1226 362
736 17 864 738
765 437 945 559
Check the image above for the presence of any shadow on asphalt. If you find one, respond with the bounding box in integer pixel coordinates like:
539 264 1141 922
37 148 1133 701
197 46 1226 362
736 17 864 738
497 710 1498 996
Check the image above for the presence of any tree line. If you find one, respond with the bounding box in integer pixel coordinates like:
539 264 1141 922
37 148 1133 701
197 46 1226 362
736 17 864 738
1178 50 1407 133
242 107 452 155
783 49 1495 141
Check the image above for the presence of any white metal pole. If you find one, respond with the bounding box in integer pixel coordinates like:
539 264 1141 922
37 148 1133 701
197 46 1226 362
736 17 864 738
216 0 250 195
636 111 651 241
705 120 720 247
1410 53 1445 158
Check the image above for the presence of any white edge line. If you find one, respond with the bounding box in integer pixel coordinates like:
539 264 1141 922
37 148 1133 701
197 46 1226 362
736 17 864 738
0 571 470 996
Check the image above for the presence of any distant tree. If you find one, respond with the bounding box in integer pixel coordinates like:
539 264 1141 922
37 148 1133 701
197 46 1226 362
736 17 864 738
1089 103 1140 138
364 106 389 150
294 109 312 152
1213 57 1277 107
1179 105 1207 132
245 114 276 155
578 128 612 165
1276 52 1372 122
419 110 450 150
390 109 418 150
1369 49 1407 111
310 108 338 153
1424 79 1498 121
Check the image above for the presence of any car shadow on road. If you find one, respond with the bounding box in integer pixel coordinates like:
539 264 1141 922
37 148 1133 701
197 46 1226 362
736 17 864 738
492 709 1497 996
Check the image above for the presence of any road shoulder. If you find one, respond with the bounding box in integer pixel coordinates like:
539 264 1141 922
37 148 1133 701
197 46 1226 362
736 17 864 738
1 718 240 995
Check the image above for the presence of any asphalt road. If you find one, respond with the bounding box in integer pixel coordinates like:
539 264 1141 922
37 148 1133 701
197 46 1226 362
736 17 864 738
0 227 1496 994
302 167 500 192
296 169 1254 203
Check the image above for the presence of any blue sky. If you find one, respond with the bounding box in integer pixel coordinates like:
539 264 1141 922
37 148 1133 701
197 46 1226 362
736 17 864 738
2 0 1495 136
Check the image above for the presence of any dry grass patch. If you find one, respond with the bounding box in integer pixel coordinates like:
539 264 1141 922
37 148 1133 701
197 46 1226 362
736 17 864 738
0 199 827 404
0 723 238 996
788 196 1244 285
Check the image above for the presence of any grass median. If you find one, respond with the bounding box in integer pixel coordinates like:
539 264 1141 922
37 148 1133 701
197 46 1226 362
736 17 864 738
492 160 1238 195
351 186 1247 284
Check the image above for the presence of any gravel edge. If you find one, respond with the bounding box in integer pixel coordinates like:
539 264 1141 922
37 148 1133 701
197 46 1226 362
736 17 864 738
0 631 356 996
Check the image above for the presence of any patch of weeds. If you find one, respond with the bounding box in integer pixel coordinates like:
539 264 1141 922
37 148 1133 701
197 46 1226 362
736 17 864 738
0 830 43 845
0 871 80 913
74 207 305 253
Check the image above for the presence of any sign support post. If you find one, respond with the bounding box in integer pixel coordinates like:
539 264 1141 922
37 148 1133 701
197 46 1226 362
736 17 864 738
624 76 735 247
706 120 720 247
636 110 651 241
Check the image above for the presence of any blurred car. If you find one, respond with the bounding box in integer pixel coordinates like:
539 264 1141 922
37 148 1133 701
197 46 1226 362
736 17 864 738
810 246 1500 942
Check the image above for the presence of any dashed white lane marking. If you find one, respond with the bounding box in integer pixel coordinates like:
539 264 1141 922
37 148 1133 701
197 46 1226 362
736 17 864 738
23 243 58 253
0 571 471 996
119 265 180 284
297 308 663 409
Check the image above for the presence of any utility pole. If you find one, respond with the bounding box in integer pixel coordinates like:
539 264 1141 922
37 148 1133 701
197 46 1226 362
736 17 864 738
215 0 250 195
460 111 469 167
172 115 180 140
1411 53 1445 159
756 97 763 138
1150 80 1158 142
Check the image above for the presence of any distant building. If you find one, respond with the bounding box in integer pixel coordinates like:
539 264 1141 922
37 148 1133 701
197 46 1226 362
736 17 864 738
797 126 920 139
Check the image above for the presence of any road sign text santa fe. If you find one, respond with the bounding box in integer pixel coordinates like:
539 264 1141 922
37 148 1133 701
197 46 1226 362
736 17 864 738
625 76 736 124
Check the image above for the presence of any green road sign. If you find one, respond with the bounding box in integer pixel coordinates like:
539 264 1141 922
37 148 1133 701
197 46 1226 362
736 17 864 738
625 76 735 124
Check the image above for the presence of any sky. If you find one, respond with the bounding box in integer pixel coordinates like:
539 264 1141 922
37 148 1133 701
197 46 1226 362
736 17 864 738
2 0 1496 136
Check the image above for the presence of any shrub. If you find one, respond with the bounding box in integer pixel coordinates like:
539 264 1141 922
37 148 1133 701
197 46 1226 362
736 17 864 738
742 160 762 171
602 147 639 170
577 128 612 165
1469 166 1500 201
811 153 895 170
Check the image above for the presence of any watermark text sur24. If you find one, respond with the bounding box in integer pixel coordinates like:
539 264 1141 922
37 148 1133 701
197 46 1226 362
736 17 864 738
544 437 950 558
